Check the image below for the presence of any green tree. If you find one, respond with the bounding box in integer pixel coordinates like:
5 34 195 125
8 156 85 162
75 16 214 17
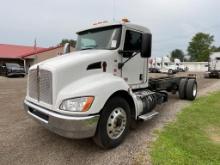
60 39 76 47
212 46 220 52
187 33 214 62
170 49 184 62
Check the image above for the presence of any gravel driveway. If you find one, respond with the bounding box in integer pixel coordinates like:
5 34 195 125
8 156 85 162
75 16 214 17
0 73 220 165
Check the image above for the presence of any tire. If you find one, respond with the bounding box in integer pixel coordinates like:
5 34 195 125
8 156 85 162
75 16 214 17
168 69 173 74
5 71 8 77
179 78 187 99
217 73 220 79
93 97 131 149
204 73 209 78
186 79 197 100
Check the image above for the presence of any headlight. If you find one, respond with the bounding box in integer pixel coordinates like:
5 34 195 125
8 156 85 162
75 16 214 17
60 96 94 112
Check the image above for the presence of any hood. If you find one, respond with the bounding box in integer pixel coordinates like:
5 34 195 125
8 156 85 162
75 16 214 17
35 49 111 69
29 49 116 103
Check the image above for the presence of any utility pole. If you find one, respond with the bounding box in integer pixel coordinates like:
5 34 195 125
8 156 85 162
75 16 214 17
34 38 38 63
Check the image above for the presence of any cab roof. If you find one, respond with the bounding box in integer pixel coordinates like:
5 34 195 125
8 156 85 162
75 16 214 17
77 22 151 34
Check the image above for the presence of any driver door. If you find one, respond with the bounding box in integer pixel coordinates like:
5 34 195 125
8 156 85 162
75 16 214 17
121 29 145 86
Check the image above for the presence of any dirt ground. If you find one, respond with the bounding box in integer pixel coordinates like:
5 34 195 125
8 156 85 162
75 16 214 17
0 73 220 165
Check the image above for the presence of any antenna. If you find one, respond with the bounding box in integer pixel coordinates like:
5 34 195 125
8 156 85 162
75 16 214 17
113 0 116 22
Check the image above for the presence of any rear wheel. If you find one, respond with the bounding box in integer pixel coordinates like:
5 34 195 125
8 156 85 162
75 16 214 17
93 97 131 149
186 79 197 100
179 78 187 99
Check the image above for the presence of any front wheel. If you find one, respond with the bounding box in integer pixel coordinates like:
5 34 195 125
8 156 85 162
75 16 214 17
93 97 131 149
217 73 220 79
168 69 173 74
5 71 9 77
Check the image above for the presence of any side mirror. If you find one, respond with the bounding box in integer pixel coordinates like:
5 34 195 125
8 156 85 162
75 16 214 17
63 43 71 54
141 33 152 58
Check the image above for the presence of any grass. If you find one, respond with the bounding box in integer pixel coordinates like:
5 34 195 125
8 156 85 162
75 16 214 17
150 92 220 165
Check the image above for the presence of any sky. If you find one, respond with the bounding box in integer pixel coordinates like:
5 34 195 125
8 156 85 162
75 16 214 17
1 0 220 57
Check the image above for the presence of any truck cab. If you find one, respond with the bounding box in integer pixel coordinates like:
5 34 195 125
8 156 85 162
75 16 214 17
160 57 178 74
205 52 220 78
24 21 197 149
174 59 188 72
149 57 162 73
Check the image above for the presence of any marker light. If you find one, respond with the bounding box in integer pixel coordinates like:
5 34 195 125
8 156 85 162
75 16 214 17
93 21 108 26
122 18 130 23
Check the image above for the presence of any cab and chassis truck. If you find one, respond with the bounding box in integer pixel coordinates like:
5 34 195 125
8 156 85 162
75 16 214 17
24 21 197 149
204 52 220 78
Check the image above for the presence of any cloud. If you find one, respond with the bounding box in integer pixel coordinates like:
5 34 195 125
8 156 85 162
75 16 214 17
0 0 220 56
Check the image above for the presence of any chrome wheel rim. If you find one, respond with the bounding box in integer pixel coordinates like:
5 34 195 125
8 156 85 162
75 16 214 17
193 83 197 97
107 107 127 140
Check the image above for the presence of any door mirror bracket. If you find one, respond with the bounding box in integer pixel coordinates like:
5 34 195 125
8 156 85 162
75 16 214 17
118 51 140 69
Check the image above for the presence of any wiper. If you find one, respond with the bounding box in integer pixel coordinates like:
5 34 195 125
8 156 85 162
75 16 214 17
81 45 98 51
81 47 96 51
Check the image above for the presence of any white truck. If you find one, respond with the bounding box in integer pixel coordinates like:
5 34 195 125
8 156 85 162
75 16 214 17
149 57 162 73
204 52 220 78
24 21 197 149
160 57 178 74
174 59 188 72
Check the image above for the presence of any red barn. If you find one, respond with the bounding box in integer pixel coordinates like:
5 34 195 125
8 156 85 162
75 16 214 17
0 44 70 73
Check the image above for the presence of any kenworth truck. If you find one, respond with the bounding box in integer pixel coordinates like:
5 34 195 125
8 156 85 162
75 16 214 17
24 20 197 149
204 52 220 78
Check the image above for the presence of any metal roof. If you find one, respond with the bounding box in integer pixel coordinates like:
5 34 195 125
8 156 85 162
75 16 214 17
0 44 62 59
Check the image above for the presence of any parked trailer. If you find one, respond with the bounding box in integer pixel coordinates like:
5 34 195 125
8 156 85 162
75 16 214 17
204 52 220 78
24 20 197 149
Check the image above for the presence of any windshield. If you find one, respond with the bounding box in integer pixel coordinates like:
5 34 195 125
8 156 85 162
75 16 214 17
5 63 20 68
76 25 122 51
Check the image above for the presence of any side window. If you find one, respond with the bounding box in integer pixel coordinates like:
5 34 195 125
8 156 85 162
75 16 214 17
124 30 142 52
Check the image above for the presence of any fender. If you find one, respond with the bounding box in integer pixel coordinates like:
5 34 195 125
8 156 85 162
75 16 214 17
55 73 138 116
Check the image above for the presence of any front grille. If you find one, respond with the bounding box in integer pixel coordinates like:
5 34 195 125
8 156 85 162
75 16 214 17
39 70 53 104
29 69 38 99
28 69 53 104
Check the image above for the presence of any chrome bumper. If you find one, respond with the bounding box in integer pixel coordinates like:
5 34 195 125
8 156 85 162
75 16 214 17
24 100 100 139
